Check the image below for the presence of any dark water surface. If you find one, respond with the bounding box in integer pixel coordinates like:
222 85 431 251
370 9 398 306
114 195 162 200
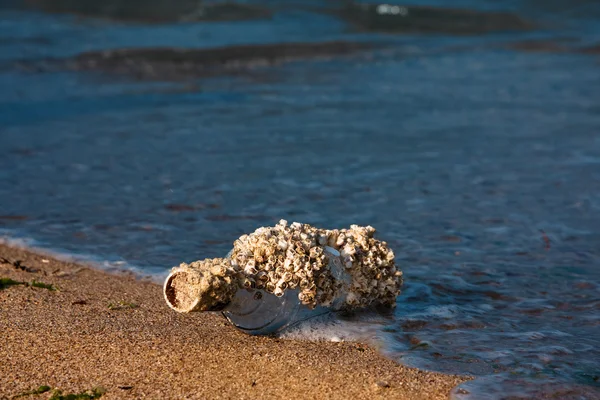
1 1 600 398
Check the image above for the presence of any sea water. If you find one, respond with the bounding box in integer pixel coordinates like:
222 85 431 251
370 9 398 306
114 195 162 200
1 1 599 398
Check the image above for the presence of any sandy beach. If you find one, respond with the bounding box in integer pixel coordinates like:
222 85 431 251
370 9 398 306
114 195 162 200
0 243 468 399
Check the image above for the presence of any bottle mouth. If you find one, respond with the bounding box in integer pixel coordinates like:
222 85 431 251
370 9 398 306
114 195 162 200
164 269 201 313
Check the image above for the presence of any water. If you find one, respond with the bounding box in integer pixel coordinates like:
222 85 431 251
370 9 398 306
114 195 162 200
1 1 600 398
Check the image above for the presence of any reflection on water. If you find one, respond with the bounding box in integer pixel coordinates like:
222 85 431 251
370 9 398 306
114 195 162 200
1 1 600 398
23 0 273 23
16 41 380 81
338 2 534 34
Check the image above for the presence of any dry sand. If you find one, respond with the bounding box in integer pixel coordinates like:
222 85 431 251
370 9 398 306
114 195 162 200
0 243 468 399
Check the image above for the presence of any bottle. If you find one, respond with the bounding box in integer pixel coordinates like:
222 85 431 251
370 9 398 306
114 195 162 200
163 220 402 335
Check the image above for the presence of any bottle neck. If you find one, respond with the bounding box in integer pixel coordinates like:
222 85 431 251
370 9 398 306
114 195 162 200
163 258 239 312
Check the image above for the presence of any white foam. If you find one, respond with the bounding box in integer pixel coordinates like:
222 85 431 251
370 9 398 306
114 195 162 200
279 311 391 349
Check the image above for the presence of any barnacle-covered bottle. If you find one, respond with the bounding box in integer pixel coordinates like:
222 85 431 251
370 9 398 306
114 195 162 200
163 220 403 335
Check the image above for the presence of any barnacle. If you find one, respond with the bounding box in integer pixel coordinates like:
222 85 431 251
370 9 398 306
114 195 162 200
244 263 258 276
281 271 293 282
265 281 276 293
242 277 255 289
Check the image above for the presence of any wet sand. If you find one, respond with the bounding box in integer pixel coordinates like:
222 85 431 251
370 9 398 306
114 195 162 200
0 243 468 399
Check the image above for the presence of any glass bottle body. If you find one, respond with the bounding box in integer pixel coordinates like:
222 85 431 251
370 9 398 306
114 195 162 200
222 246 346 335
222 287 331 335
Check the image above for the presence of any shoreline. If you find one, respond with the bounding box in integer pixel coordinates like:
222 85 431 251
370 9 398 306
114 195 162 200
0 243 468 399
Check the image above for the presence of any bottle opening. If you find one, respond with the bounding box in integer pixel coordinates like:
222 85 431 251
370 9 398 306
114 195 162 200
164 270 200 313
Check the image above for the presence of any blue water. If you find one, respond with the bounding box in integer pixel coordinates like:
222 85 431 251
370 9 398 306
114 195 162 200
1 1 600 398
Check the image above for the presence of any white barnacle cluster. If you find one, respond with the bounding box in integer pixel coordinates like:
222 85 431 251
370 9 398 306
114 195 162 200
229 220 337 308
327 225 403 308
174 258 239 311
229 220 402 310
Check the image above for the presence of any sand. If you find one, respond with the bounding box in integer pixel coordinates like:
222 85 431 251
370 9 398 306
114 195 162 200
0 243 468 399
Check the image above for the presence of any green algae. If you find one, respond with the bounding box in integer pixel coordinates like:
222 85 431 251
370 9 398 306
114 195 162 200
0 277 25 290
10 385 51 398
107 300 138 310
29 280 57 291
49 387 105 400
0 277 57 291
